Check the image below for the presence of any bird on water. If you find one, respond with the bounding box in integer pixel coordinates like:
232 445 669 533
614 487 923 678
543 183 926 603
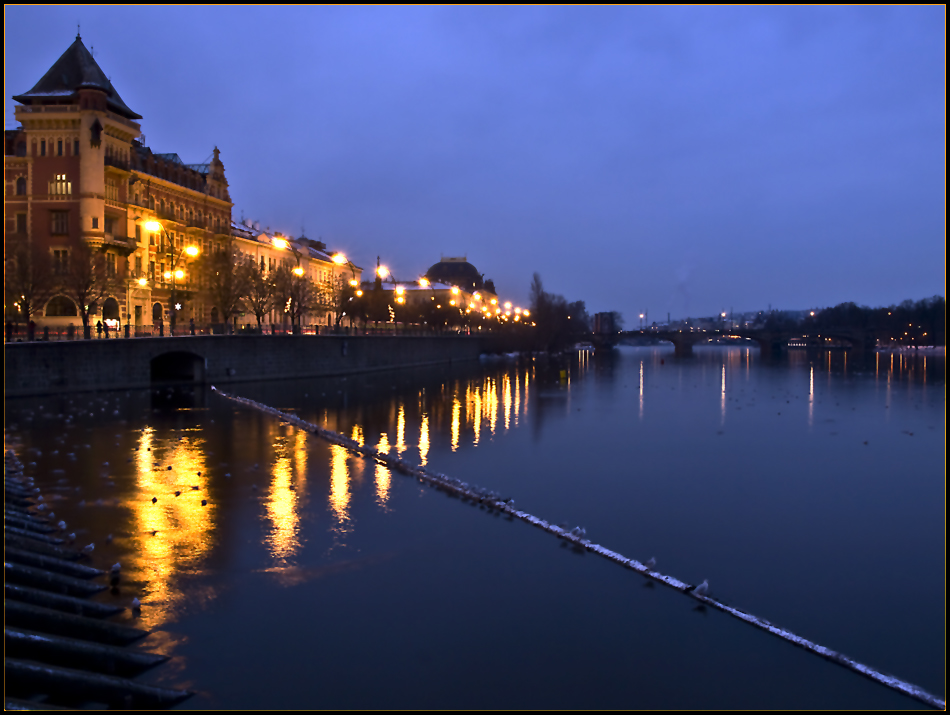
690 579 709 597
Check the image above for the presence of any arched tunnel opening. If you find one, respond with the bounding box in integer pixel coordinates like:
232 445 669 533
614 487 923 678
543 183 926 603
150 351 206 384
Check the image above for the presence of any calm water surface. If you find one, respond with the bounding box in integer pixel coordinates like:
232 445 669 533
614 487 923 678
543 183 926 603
4 346 944 709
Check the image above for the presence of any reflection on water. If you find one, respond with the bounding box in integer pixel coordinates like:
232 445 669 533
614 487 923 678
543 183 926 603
3 347 943 709
375 433 391 508
263 428 306 563
329 444 350 534
132 425 212 625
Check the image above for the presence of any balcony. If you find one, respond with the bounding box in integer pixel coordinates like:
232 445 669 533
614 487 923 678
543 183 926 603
104 155 130 172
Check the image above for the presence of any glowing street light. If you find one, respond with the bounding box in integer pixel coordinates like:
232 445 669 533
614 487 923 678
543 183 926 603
331 253 348 265
141 219 199 335
377 265 390 279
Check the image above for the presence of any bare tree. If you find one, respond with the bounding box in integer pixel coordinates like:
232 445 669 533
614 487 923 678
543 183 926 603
4 239 55 323
195 236 251 332
273 265 322 332
58 241 123 339
243 260 277 331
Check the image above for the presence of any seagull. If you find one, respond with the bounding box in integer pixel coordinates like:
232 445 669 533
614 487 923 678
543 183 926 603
690 579 709 597
645 557 656 570
175 491 181 497
57 521 66 531
151 497 158 503
82 543 95 554
131 597 141 611
111 562 121 573
66 533 76 543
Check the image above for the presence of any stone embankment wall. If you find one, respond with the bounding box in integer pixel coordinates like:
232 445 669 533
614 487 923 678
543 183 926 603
4 335 484 397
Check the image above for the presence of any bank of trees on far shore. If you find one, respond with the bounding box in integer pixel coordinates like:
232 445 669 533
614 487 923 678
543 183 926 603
764 296 945 346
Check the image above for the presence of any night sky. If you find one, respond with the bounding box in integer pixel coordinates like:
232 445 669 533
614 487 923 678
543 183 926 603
5 6 944 321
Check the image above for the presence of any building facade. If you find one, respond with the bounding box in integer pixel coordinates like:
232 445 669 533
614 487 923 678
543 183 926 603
5 35 360 334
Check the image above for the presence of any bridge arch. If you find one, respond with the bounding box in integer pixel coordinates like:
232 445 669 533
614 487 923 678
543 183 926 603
150 351 206 384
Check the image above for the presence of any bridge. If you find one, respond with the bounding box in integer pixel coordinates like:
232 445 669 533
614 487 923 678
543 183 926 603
597 327 878 357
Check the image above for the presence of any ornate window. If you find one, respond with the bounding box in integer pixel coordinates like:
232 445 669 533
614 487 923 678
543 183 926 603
45 295 78 317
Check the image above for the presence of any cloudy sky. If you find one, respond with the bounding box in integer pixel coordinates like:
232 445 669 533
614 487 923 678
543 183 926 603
5 6 944 321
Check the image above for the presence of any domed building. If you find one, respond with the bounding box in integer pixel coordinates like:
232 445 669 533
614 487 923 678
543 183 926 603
424 256 486 293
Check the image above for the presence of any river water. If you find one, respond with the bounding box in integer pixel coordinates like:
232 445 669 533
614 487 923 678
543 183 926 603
4 346 944 709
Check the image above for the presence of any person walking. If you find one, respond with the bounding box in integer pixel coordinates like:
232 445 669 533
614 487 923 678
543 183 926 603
96 320 103 339
103 320 110 339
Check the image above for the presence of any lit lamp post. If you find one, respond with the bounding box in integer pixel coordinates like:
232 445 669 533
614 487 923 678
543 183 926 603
273 237 308 332
331 252 362 329
144 220 198 336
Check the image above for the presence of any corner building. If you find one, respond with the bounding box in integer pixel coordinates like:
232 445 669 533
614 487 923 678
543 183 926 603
5 34 233 330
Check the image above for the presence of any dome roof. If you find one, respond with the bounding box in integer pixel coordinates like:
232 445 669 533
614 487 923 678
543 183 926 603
425 258 483 292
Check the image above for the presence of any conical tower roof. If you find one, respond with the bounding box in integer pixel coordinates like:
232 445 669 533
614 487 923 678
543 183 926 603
12 34 141 120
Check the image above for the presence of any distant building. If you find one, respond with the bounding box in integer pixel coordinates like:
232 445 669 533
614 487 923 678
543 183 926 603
424 256 488 294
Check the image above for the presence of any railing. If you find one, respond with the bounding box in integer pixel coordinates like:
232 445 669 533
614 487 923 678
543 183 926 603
4 323 478 342
104 155 130 171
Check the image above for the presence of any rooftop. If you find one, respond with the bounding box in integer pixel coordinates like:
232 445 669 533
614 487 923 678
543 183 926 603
12 34 141 120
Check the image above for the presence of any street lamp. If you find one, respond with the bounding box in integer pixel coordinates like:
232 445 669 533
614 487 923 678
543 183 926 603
143 220 198 335
330 252 363 329
272 237 309 333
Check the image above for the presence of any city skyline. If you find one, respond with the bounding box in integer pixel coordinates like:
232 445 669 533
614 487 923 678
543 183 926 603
5 5 944 321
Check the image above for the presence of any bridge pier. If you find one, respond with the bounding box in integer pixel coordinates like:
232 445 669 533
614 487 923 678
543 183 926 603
672 340 693 357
